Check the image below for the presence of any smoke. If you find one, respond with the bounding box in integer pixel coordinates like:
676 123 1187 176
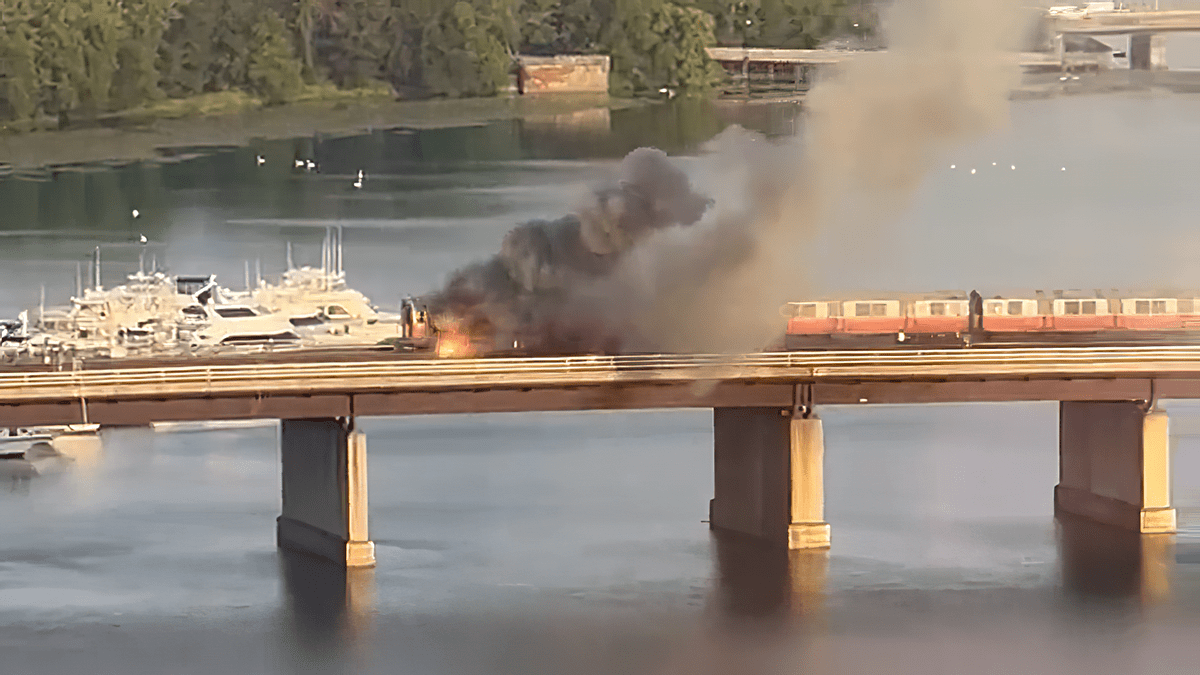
429 0 1028 354
427 148 713 352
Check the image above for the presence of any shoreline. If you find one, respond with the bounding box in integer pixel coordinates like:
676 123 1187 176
0 93 639 171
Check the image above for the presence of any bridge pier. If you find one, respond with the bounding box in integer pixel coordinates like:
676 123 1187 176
1056 402 1174 534
1129 34 1168 70
277 418 375 567
710 407 830 549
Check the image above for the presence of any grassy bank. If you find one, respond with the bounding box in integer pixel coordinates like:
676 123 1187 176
0 92 630 170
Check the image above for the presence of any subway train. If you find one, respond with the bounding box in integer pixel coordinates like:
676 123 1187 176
781 289 1200 350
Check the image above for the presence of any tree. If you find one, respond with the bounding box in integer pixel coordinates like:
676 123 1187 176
518 0 601 55
601 0 723 96
696 0 855 48
113 0 177 109
315 0 400 88
160 0 260 95
249 10 305 104
0 0 42 120
421 0 517 97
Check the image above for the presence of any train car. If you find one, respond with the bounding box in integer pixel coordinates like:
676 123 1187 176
1048 294 1115 331
981 297 1043 331
840 299 904 333
908 297 969 335
1116 297 1185 330
785 301 839 335
782 288 1200 351
783 292 969 349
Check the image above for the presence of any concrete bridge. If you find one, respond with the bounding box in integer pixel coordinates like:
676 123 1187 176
1049 9 1200 36
705 48 1111 94
9 346 1200 566
1046 10 1200 69
709 10 1200 78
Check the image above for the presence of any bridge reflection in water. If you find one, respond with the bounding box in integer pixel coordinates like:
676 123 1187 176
1057 512 1174 605
710 531 829 621
707 515 1178 624
278 550 376 674
267 518 1183 674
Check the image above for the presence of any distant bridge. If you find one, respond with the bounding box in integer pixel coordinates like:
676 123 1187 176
704 47 1089 70
15 348 1187 567
1049 9 1200 35
708 10 1200 77
705 48 1108 94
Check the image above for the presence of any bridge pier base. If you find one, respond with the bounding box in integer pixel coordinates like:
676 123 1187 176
711 408 830 549
1056 402 1174 534
277 418 375 567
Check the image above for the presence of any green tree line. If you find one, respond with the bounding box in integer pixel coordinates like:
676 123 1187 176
0 0 860 123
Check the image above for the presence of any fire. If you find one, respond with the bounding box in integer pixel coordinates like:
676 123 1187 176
435 317 476 358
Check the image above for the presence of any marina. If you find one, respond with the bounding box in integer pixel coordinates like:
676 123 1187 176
6 227 436 366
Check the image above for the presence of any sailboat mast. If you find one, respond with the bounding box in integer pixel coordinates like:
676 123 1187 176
337 225 344 277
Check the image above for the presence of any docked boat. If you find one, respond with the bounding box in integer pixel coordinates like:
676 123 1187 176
0 428 54 459
12 229 439 362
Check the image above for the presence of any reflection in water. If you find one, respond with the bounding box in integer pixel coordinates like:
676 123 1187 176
655 533 829 675
51 432 104 472
279 550 376 674
1057 513 1174 606
710 531 828 622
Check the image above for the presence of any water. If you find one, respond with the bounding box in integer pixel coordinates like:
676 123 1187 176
4 92 1200 673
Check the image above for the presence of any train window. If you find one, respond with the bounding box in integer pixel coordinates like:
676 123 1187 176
1136 300 1150 314
1082 301 1097 315
986 302 1002 315
1064 301 1080 315
929 302 945 316
798 304 817 318
1007 301 1023 316
871 303 888 317
1153 300 1168 314
855 303 871 317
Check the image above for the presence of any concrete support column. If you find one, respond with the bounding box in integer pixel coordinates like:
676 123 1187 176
711 407 830 549
1056 402 1174 534
1130 33 1168 70
278 418 375 567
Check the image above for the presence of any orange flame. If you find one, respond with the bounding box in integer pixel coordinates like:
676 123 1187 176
435 317 476 358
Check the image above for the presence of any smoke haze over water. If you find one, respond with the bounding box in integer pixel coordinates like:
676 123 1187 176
430 0 1026 353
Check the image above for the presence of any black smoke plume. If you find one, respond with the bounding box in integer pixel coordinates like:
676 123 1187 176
426 148 711 353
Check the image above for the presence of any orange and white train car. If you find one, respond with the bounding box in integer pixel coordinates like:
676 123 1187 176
784 293 970 347
783 290 1200 349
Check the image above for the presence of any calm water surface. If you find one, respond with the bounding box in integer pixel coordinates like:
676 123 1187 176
4 94 1200 673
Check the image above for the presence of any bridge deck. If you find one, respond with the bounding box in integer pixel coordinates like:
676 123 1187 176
704 48 1104 69
5 347 1200 425
1051 10 1200 34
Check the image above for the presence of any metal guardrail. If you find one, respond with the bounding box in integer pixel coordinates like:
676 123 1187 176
4 347 1200 403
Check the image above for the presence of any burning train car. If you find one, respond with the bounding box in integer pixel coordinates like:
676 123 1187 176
420 147 712 357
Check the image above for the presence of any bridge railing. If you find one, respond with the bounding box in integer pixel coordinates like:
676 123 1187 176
0 347 1199 403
